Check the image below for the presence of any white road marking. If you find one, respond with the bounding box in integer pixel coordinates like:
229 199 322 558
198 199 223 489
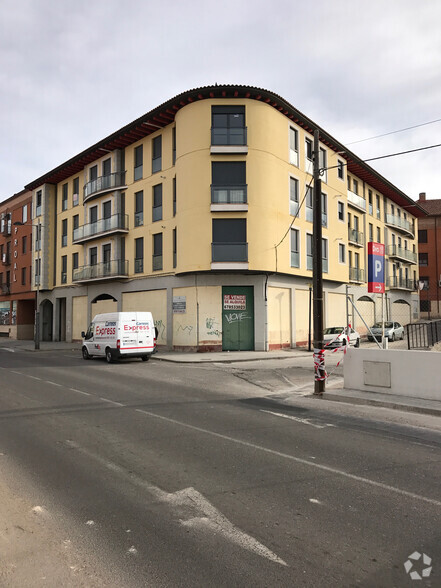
127 546 138 555
85 520 95 526
0 348 14 352
46 380 63 387
309 498 323 505
65 440 287 566
11 370 22 375
28 375 42 381
100 397 125 407
70 388 91 396
133 409 441 508
261 409 336 429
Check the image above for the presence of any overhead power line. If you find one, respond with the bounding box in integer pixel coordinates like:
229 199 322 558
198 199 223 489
346 117 441 145
326 142 441 171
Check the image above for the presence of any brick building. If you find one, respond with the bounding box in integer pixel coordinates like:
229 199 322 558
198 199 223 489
0 190 35 338
416 192 441 318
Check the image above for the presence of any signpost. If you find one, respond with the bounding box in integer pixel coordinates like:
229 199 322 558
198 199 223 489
367 243 387 348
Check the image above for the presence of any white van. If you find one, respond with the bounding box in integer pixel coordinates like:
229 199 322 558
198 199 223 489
81 312 156 363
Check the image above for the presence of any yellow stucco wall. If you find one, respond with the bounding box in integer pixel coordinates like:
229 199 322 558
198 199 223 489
268 287 291 348
72 295 88 339
295 289 311 345
91 299 117 317
327 293 347 328
122 289 167 344
172 287 197 347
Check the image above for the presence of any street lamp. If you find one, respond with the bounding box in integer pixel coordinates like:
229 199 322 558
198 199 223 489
14 221 42 350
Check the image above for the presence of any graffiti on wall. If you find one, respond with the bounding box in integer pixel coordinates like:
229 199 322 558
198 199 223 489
176 323 193 335
224 312 251 324
155 319 166 341
206 317 222 337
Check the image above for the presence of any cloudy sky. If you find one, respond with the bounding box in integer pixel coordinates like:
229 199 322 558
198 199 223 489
1 0 440 202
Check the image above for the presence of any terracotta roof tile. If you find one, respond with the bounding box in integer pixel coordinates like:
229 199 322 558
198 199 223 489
417 198 441 215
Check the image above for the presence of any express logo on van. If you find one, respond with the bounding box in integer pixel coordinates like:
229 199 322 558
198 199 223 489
95 325 116 336
124 323 150 332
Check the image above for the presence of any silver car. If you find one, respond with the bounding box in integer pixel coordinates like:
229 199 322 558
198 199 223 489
368 321 405 342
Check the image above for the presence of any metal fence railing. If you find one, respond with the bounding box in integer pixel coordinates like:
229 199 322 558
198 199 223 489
407 320 441 349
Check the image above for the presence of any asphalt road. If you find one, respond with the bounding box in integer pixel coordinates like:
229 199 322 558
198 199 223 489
0 348 440 587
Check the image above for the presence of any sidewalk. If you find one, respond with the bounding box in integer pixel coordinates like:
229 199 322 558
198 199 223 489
1 339 440 417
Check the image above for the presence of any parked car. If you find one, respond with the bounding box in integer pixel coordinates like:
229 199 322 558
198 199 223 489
368 321 405 342
323 327 360 348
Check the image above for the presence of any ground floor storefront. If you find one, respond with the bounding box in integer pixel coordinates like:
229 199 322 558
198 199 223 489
0 295 35 339
39 274 420 351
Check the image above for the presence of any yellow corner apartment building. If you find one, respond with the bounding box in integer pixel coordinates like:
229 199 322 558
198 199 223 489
24 85 427 350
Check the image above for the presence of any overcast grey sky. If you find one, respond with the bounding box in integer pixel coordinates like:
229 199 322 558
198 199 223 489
1 0 440 202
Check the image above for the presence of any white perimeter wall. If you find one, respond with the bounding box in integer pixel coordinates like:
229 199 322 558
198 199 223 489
344 348 441 400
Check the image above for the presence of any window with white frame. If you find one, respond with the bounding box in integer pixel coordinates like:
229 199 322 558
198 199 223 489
289 127 299 166
322 238 328 273
319 147 327 183
337 159 344 180
338 243 345 264
306 234 313 270
321 192 327 227
289 177 299 216
306 185 313 222
305 137 313 161
290 228 300 267
338 201 345 221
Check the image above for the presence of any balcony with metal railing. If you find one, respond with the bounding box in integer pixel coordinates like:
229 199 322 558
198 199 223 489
73 214 129 244
210 127 248 154
347 191 366 212
348 228 364 247
387 276 415 290
83 172 127 203
212 242 248 263
1 221 11 236
385 214 414 237
349 267 365 283
1 253 11 266
211 185 248 211
387 244 417 264
72 259 128 283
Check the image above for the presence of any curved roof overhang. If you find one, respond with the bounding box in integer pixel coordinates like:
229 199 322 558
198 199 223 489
25 84 427 218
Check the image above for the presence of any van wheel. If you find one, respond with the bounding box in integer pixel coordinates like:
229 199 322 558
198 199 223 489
141 355 149 362
105 348 114 363
82 346 91 360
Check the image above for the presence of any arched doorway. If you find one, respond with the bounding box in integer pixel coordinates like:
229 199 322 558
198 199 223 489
40 299 53 341
392 299 411 326
91 294 117 318
355 295 375 335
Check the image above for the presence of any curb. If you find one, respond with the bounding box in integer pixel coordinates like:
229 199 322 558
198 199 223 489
321 393 441 418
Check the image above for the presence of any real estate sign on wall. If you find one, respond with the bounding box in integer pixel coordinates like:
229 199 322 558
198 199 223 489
223 294 246 310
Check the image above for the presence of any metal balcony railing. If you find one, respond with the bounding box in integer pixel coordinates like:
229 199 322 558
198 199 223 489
211 127 247 146
211 185 247 204
347 191 366 211
83 172 126 202
349 267 365 282
72 259 128 282
348 228 364 246
387 244 417 264
212 242 248 262
387 276 415 290
291 251 300 268
385 214 414 236
1 253 11 266
73 214 129 243
152 254 163 271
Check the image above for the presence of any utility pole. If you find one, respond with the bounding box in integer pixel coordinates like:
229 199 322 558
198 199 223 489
313 129 325 394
